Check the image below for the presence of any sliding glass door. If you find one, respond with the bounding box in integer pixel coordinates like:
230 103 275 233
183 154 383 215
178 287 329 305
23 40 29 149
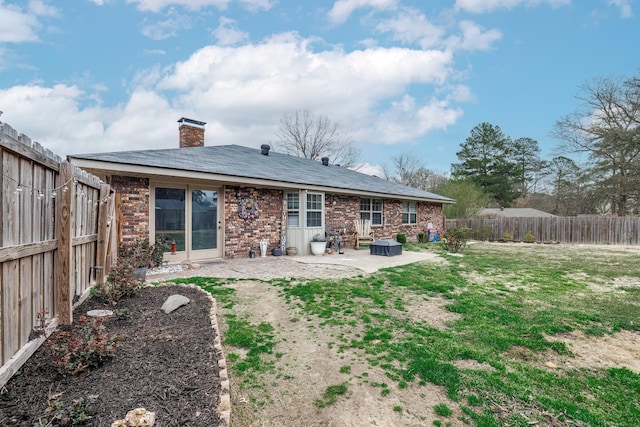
153 185 220 261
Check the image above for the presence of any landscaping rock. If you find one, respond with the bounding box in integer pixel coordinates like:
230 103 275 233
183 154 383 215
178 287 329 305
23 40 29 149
161 294 190 314
87 309 114 318
111 407 156 426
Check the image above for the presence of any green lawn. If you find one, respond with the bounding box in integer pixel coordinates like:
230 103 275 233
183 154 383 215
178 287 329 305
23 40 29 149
186 243 640 426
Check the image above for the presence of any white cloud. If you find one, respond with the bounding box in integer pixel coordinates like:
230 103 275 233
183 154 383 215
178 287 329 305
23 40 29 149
375 8 445 49
328 0 398 25
238 0 274 12
0 2 41 42
0 32 469 157
127 0 274 12
212 17 249 46
445 20 502 51
454 0 570 14
140 8 191 40
609 0 633 18
367 95 463 144
28 0 58 17
128 0 229 12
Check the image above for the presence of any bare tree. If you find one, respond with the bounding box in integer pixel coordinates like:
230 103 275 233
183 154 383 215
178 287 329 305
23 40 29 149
275 110 360 168
552 75 640 216
389 154 446 192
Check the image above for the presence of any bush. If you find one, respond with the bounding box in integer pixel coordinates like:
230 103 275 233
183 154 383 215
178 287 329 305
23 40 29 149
475 226 491 241
417 232 429 243
396 233 407 244
39 395 96 426
502 231 513 242
523 231 536 243
440 227 471 253
93 238 169 303
47 316 120 376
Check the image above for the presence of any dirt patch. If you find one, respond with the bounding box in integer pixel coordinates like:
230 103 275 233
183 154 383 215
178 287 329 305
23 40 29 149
222 280 464 427
403 296 461 329
544 330 640 373
0 286 222 426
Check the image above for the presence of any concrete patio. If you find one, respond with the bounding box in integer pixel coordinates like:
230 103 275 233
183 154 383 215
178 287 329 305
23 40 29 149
148 247 442 282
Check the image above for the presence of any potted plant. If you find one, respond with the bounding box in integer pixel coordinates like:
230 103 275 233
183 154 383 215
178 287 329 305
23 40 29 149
120 237 169 282
310 234 326 256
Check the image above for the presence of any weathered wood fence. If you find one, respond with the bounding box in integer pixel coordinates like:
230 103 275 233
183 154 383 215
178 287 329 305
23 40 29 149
0 122 117 386
445 217 640 245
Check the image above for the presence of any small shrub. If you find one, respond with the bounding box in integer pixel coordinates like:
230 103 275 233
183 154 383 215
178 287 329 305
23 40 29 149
475 226 491 241
434 403 453 417
440 227 471 253
93 237 167 303
47 316 120 376
417 232 429 243
523 231 536 243
393 405 403 412
339 365 351 374
502 231 513 242
396 233 407 244
39 395 96 426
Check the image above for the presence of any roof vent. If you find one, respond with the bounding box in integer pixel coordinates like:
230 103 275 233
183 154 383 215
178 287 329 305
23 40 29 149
321 157 329 166
261 144 270 156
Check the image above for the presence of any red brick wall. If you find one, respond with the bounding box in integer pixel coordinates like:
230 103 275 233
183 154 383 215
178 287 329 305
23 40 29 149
179 124 205 148
108 175 149 243
105 176 444 256
325 194 444 243
224 186 284 258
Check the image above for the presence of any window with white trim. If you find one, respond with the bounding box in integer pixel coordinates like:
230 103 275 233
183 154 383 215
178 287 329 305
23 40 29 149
306 193 323 227
287 192 300 227
360 198 383 225
402 201 417 224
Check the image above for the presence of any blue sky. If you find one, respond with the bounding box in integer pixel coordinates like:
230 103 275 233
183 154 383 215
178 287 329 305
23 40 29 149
0 0 637 176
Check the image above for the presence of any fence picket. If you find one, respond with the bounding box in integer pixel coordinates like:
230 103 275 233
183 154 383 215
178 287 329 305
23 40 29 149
445 217 640 245
1 123 114 380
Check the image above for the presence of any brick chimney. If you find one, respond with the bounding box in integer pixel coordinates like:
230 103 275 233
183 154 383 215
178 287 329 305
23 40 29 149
178 117 206 148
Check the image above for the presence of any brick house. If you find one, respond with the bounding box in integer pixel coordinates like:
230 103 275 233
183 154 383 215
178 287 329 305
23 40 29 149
69 118 453 260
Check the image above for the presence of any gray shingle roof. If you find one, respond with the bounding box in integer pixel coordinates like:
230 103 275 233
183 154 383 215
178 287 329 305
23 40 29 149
70 144 453 203
479 208 556 218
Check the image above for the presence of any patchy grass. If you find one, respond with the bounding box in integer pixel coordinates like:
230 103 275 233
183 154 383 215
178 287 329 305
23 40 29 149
270 243 640 426
315 383 349 408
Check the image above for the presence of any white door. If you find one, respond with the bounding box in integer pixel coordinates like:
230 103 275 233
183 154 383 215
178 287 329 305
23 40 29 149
285 191 324 255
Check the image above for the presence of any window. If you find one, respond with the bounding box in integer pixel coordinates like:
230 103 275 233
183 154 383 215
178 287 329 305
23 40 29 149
287 192 300 227
360 198 383 225
306 193 323 227
402 201 417 224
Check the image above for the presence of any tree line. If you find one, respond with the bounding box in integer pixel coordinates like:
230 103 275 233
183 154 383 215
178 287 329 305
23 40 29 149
387 73 640 218
275 72 639 218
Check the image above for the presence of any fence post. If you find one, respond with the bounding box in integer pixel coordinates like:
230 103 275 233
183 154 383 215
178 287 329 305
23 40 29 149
95 183 110 284
56 162 73 325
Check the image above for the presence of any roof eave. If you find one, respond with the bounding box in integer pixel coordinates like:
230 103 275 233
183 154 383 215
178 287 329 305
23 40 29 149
69 157 454 204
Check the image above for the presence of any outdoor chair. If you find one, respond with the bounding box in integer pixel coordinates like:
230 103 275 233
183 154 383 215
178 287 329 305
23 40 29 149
353 219 374 249
325 226 343 253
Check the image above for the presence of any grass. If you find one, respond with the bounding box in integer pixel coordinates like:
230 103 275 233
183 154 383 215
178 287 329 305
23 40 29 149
315 383 349 408
271 243 640 426
177 244 640 425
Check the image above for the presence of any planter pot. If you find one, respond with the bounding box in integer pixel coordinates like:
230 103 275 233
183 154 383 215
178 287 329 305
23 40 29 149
133 266 148 282
272 248 283 256
286 247 297 256
310 241 326 256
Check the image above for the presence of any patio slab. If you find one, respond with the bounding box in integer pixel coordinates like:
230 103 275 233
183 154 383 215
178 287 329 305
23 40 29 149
148 248 441 283
294 248 439 274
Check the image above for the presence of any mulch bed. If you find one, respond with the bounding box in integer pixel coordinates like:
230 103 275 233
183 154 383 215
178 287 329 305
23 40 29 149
0 285 222 426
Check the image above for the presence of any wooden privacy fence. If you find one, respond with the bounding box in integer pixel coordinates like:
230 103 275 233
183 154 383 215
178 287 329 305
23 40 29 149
445 217 640 245
0 122 117 386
